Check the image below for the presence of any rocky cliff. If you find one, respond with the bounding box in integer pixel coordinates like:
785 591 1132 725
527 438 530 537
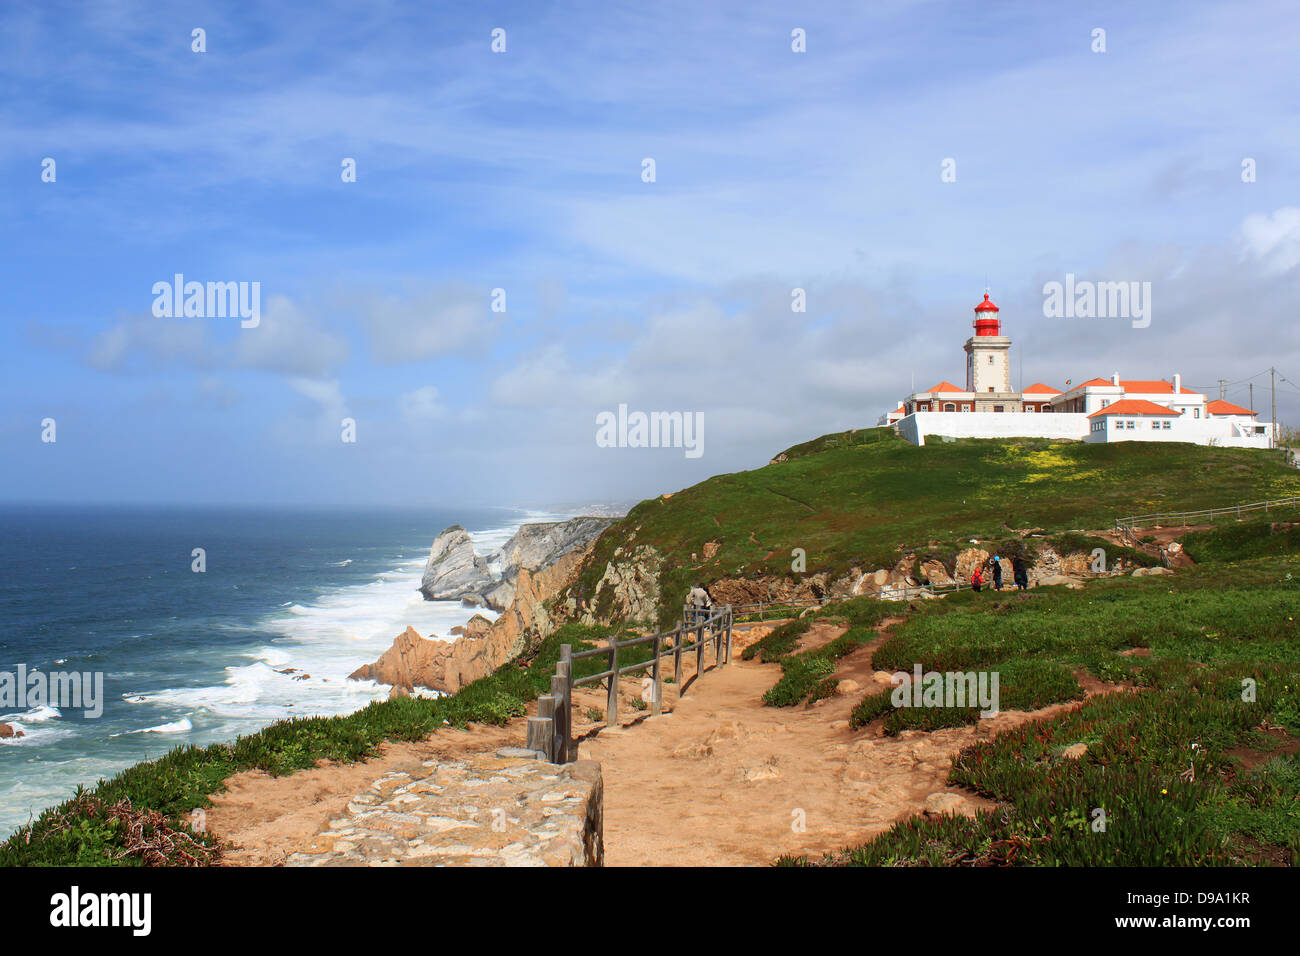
354 534 600 694
419 516 614 611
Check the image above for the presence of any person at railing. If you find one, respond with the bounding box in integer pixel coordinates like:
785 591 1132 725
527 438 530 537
971 565 984 593
990 555 1004 591
687 584 712 624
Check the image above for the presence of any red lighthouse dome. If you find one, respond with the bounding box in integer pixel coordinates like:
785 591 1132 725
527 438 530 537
973 292 1001 336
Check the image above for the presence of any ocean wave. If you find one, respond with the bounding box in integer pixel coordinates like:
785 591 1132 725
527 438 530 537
0 705 61 724
110 717 194 737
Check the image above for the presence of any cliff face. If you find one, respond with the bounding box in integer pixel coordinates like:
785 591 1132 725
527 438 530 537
419 516 614 611
353 535 600 694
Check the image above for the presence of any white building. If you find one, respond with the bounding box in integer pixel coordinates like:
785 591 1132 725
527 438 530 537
883 293 1274 449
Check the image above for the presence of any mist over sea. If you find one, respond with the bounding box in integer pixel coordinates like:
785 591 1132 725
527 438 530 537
0 504 559 837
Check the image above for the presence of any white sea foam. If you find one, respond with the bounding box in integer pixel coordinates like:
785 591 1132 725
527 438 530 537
119 511 566 732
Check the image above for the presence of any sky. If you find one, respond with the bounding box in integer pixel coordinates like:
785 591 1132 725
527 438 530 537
3 0 1300 510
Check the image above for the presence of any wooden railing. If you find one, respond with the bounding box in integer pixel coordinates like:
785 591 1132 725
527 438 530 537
1114 495 1300 532
727 597 828 621
524 605 734 764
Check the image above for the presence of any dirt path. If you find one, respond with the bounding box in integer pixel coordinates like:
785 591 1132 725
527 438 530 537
578 620 1122 866
208 619 1123 867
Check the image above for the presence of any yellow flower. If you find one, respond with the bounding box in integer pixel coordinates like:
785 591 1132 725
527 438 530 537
1160 788 1168 795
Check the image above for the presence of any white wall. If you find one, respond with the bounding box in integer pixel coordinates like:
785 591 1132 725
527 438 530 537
1087 416 1274 448
895 411 1275 449
897 412 1090 447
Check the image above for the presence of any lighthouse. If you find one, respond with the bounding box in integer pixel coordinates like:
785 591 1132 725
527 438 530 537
964 292 1013 405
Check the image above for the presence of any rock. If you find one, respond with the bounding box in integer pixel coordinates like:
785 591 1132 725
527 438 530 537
835 679 861 696
872 671 896 686
672 741 713 759
419 526 492 601
581 545 664 624
922 792 966 815
954 548 990 581
744 765 781 782
388 684 411 699
0 723 24 739
701 540 722 560
448 614 494 639
920 559 954 586
1060 743 1088 759
1132 566 1174 577
1035 573 1083 588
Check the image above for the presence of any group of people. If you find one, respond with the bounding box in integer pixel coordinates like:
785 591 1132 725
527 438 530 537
970 554 1028 593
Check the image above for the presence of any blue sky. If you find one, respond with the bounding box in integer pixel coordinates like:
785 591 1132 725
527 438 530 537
3 0 1299 509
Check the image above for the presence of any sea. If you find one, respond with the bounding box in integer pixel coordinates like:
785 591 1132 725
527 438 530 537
0 504 563 838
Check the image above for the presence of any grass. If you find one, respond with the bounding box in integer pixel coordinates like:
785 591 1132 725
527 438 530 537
0 622 611 867
786 555 1300 866
557 429 1300 627
1182 516 1300 563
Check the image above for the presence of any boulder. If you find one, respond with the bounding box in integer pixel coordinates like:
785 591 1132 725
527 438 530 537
1059 742 1088 759
920 559 954 586
1035 573 1084 588
835 679 862 696
954 548 990 581
0 723 23 739
922 792 966 815
1132 566 1174 577
419 526 492 602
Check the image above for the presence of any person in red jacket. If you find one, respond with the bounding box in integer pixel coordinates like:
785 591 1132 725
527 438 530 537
971 566 983 593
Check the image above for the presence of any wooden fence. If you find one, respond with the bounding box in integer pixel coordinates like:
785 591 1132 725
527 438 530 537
524 605 734 764
1114 495 1300 532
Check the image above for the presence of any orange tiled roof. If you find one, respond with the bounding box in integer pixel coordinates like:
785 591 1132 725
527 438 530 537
1021 382 1062 394
1087 399 1182 419
1206 399 1255 416
925 381 965 393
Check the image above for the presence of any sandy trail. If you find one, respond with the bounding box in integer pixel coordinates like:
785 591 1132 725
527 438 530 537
576 619 1123 866
209 618 1120 867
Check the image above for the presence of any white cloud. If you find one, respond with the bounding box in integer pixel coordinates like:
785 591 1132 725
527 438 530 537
1240 207 1300 275
398 385 447 420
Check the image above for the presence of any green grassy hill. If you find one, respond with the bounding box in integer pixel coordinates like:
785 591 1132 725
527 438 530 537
565 428 1300 625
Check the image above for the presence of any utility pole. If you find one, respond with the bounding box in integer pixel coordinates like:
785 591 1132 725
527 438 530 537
1249 382 1254 414
1271 366 1277 450
1218 379 1228 401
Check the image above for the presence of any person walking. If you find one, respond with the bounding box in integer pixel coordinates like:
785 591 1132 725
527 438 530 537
971 566 983 593
991 556 1003 591
1012 556 1029 591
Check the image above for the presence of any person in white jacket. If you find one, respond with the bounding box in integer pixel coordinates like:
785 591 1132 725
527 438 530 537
687 585 711 623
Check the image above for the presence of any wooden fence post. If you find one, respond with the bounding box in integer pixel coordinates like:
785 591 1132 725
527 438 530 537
696 620 705 677
527 692 555 761
550 671 569 763
674 622 684 692
651 633 663 716
560 645 573 761
725 606 733 664
606 637 619 725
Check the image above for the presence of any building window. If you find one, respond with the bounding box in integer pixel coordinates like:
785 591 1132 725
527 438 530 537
988 387 994 392
943 403 955 412
993 405 1004 413
961 404 971 412
1025 405 1035 412
988 355 994 364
